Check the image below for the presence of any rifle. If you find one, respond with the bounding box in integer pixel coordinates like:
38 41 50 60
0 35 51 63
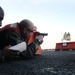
37 33 48 37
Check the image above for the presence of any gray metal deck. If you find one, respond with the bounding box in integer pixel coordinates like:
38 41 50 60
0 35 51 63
0 50 75 75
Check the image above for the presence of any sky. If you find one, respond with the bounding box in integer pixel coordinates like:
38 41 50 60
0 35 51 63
0 0 75 49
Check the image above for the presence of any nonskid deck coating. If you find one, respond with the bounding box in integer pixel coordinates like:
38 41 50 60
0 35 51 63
0 50 75 75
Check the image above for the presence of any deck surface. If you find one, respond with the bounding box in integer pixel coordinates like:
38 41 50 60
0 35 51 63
0 50 75 75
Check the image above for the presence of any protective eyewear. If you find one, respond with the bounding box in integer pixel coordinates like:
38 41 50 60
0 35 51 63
0 17 3 21
26 28 34 32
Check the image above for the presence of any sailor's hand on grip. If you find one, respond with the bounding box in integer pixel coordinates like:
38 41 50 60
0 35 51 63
35 35 43 44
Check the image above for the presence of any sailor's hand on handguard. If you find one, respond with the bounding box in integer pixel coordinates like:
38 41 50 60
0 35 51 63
35 35 44 44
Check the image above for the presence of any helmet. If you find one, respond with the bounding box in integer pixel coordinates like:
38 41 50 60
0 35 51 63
0 6 4 21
